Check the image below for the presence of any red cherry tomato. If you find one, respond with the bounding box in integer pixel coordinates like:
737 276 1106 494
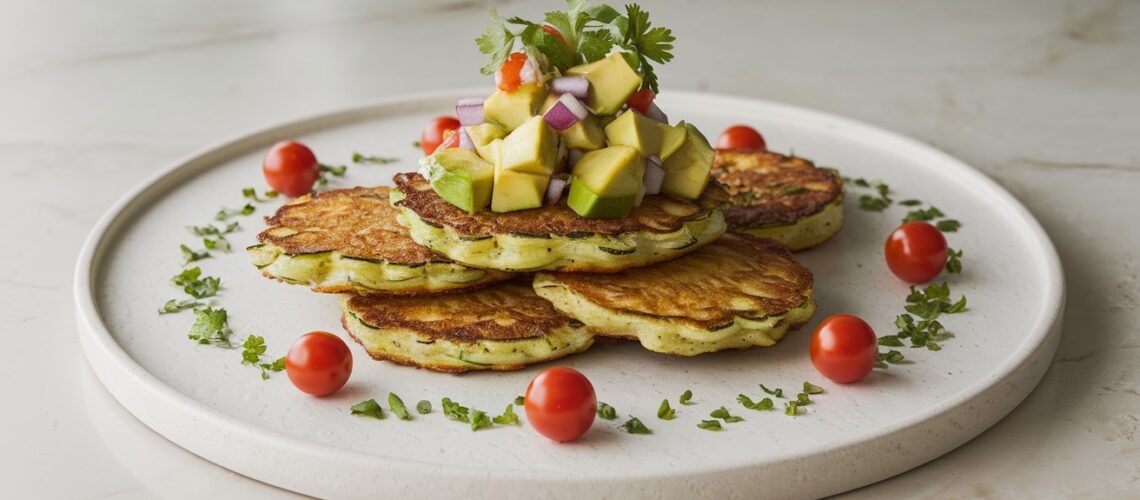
524 367 597 443
810 314 878 383
716 125 767 151
542 25 569 49
626 88 656 114
285 331 353 396
420 116 461 156
885 221 948 283
496 52 527 92
262 141 320 197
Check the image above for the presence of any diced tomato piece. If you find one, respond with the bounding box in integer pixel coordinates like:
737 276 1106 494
627 88 656 114
496 52 527 92
542 25 569 49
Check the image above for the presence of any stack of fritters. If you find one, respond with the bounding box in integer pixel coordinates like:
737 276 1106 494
252 154 841 372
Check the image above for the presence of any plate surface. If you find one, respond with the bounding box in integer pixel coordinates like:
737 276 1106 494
75 91 1064 499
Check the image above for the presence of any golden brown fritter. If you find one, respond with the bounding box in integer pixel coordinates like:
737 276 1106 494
712 149 843 228
536 233 814 331
258 186 444 265
392 172 728 237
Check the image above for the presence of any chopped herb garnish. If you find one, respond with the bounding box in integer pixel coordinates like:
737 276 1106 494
679 389 695 405
852 178 871 188
316 164 347 188
351 399 385 420
258 357 286 379
241 335 267 365
946 247 963 274
180 244 210 265
514 396 525 406
158 299 202 315
470 409 493 431
416 400 432 415
657 399 676 420
697 419 722 431
172 267 221 298
597 402 617 420
242 188 278 202
492 404 520 425
858 194 890 212
759 384 784 398
710 406 744 423
802 382 824 395
621 417 651 434
214 204 256 221
187 307 231 347
784 401 801 416
203 236 232 253
903 206 945 222
441 397 470 423
899 199 923 206
875 350 906 369
795 392 813 406
737 394 775 411
352 152 398 164
389 393 411 420
189 222 239 237
936 219 961 232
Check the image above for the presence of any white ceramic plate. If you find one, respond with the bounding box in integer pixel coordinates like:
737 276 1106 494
75 91 1064 499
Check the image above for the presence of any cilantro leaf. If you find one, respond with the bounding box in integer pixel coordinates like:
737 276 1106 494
470 409 493 431
697 419 722 431
172 267 221 298
158 299 202 315
388 393 411 420
657 399 676 420
679 389 695 405
946 247 964 274
710 406 744 423
621 416 651 434
597 401 617 420
937 219 961 232
351 152 397 164
258 357 285 379
242 188 278 202
760 384 784 398
180 244 210 265
214 204 255 221
784 401 801 416
514 395 525 406
803 382 824 395
351 399 385 420
187 307 231 347
578 30 616 63
203 236 231 253
492 403 520 425
441 397 470 423
241 335 267 365
476 8 517 75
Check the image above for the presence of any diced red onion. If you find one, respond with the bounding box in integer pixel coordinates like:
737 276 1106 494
643 102 668 123
567 148 584 167
519 56 540 84
544 175 569 205
458 128 475 151
643 155 665 195
543 94 588 131
455 98 485 126
550 76 589 99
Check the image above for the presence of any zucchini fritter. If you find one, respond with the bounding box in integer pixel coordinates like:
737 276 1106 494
392 173 728 273
712 149 844 251
248 186 511 295
341 282 595 372
533 233 815 356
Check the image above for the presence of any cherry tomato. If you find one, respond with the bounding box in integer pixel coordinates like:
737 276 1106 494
716 125 767 151
285 331 353 396
420 116 461 156
542 25 569 49
524 367 597 443
262 141 320 197
496 52 527 92
810 314 878 383
885 221 948 283
626 88 656 114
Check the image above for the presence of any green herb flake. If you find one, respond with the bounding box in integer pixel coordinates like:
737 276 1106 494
172 267 221 299
241 335 267 365
352 152 398 164
514 396 525 406
242 188 278 203
351 399 385 420
679 389 695 405
697 419 722 431
180 244 210 264
214 204 256 221
784 401 801 416
657 399 676 420
899 199 923 206
597 402 617 420
158 299 202 315
416 400 432 415
946 247 964 274
258 357 285 379
858 194 890 212
470 409 493 431
442 397 470 423
203 236 232 253
492 404 520 425
187 307 231 347
710 406 744 423
621 417 651 434
760 384 784 398
738 394 775 411
902 206 945 223
795 392 813 406
389 393 411 420
937 219 961 232
802 382 824 395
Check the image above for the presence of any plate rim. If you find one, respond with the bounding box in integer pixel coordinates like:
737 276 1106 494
74 89 1066 497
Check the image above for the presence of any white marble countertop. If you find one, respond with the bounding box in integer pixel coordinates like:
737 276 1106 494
2 0 1137 497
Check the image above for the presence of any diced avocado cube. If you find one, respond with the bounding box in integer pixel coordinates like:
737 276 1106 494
661 123 715 200
491 167 550 213
571 145 644 197
566 53 642 115
419 148 494 213
657 121 688 160
604 110 663 156
483 83 548 131
560 115 606 150
499 115 559 175
464 123 507 163
567 178 637 218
